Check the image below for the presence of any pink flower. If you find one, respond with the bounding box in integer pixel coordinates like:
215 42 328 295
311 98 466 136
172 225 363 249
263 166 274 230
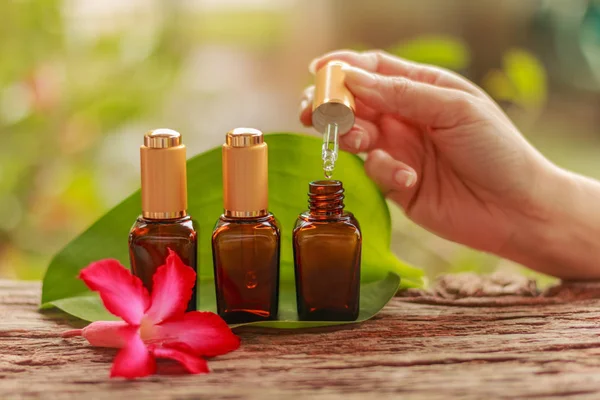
62 249 240 379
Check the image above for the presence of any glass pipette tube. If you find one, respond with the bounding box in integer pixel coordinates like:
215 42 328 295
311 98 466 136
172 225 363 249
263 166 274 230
322 123 339 179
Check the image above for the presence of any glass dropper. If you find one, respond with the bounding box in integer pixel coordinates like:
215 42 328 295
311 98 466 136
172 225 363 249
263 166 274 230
322 123 339 179
312 61 355 180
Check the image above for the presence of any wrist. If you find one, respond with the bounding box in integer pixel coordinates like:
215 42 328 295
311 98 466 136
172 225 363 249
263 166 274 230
502 165 600 280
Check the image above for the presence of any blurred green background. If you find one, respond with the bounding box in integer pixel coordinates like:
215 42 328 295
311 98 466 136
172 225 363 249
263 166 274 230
1 0 599 283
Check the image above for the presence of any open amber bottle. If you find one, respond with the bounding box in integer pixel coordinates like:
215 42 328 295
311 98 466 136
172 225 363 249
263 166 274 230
212 128 281 324
129 129 197 312
293 180 361 321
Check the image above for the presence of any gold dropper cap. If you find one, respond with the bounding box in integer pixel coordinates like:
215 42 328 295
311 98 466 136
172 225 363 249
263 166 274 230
222 128 268 218
312 61 356 135
140 128 187 219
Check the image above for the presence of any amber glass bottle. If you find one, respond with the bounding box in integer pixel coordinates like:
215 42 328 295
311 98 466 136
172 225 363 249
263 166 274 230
293 180 361 321
129 129 197 312
212 128 280 324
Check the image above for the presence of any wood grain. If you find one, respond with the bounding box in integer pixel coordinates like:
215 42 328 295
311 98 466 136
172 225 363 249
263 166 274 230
3 277 600 400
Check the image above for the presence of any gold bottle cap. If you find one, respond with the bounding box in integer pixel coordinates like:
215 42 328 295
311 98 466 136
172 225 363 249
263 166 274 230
222 128 268 218
312 61 356 135
140 129 188 219
144 128 182 148
226 127 263 147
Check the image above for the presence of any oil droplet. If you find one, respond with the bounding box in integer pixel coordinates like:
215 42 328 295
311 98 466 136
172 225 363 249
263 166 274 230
323 150 335 178
245 271 258 289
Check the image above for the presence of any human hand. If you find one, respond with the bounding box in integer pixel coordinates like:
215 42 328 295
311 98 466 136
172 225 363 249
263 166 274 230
299 50 560 258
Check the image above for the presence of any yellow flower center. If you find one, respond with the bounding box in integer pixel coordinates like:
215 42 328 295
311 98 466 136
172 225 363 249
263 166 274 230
138 316 155 342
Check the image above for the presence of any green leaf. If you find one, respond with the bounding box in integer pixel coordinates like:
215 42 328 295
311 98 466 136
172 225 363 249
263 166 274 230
46 273 401 329
41 133 423 328
50 294 118 322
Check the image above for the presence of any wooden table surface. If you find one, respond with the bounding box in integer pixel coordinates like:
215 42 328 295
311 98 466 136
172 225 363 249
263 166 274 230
3 276 600 400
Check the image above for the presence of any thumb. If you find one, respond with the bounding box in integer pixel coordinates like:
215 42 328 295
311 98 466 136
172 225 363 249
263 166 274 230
364 149 418 210
341 64 481 128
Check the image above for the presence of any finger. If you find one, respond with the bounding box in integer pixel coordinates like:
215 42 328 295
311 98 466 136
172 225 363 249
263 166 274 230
377 114 424 163
339 118 379 153
342 65 482 128
299 86 314 127
354 97 380 121
309 49 484 98
364 149 418 209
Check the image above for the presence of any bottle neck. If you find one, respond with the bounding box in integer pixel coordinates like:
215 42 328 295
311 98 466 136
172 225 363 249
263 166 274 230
307 180 345 219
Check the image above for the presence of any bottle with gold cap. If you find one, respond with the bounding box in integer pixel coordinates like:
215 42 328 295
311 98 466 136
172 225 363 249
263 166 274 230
129 128 197 312
312 61 356 179
212 128 281 324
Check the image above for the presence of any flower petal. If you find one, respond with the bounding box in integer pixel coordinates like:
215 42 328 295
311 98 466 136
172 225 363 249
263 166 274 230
62 321 130 348
152 312 240 357
110 326 156 379
79 259 150 325
150 346 209 374
145 249 196 324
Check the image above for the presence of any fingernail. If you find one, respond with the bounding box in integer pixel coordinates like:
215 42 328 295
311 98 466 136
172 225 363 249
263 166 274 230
353 132 363 151
308 58 318 74
394 170 417 188
341 65 378 88
371 149 388 160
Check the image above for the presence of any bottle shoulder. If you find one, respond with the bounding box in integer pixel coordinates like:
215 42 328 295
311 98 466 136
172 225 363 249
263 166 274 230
212 213 280 238
129 215 197 241
293 211 361 239
294 211 360 228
